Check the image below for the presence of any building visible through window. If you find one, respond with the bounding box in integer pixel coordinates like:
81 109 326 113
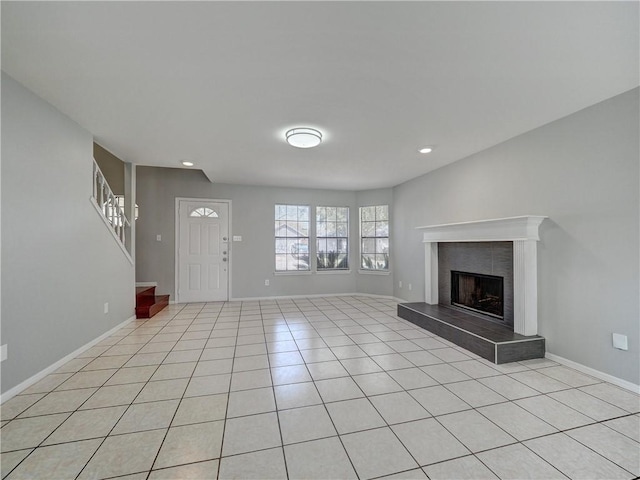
275 204 310 271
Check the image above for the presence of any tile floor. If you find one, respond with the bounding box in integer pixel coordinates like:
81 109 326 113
1 296 638 479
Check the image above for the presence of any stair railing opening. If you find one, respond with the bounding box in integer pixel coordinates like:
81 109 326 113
92 159 131 253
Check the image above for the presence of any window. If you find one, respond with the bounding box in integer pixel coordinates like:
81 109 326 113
316 206 349 270
189 207 218 218
275 204 310 271
360 205 389 270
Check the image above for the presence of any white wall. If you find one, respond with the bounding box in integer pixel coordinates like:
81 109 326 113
392 88 639 384
1 73 135 394
135 167 394 300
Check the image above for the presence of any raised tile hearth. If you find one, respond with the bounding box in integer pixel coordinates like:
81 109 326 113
398 303 545 364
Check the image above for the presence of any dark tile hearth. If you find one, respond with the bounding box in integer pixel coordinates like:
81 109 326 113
397 303 545 364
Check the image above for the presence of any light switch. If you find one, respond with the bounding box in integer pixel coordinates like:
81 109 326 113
612 333 628 351
233 235 242 242
156 234 162 242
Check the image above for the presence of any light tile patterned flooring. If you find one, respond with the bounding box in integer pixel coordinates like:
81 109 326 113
1 296 639 479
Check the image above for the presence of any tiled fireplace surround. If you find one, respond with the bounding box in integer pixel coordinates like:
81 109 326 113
419 216 547 337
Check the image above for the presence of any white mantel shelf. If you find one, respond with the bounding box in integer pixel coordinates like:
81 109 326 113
417 215 547 337
416 216 548 243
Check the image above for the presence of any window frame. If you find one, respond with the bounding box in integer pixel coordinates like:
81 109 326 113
316 206 350 271
359 205 390 272
275 204 311 273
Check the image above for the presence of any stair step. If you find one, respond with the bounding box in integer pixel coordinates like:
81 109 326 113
136 286 156 297
135 286 169 319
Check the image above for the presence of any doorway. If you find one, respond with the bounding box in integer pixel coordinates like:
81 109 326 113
176 198 230 303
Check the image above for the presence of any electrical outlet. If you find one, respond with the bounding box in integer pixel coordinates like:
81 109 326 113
265 279 270 286
408 283 412 291
156 234 162 241
104 302 109 314
612 333 628 351
399 281 403 288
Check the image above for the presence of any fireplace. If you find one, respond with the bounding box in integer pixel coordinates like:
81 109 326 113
418 216 547 336
451 271 504 319
438 241 514 327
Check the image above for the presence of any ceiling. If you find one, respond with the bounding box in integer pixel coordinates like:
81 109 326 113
2 1 638 191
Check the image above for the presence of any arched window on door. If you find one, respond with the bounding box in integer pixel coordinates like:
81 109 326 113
189 207 219 218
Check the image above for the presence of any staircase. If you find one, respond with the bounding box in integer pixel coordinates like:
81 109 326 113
135 286 169 319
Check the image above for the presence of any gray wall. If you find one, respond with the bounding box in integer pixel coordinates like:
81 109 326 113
1 73 135 394
135 167 394 300
392 88 639 384
93 142 125 195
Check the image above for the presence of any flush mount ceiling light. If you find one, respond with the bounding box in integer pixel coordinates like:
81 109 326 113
285 127 323 149
181 161 194 167
419 147 434 154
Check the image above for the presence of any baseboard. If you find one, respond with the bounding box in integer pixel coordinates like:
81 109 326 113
0 315 136 404
170 293 406 305
229 292 401 302
545 352 640 394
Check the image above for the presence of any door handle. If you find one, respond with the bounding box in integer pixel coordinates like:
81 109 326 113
222 258 227 262
223 251 227 255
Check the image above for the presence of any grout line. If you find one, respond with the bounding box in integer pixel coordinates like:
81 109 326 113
75 303 192 480
2 296 637 480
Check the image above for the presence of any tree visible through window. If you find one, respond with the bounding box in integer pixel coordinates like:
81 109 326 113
275 204 310 271
360 205 389 270
316 206 349 270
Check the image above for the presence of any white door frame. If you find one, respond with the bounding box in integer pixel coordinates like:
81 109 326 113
174 197 232 303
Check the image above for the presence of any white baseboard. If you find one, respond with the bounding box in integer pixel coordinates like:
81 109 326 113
0 315 136 404
229 292 402 302
545 352 640 394
171 293 406 306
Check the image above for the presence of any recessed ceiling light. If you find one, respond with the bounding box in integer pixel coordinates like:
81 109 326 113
181 161 194 167
286 127 323 148
419 147 433 154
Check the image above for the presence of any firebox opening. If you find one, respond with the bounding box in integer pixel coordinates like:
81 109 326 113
451 271 504 320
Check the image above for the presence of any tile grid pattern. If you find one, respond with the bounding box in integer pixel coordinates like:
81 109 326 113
1 296 638 480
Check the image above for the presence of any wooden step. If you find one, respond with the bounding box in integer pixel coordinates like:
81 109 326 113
135 286 169 319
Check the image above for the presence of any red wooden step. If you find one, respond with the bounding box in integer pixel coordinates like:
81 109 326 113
135 286 169 319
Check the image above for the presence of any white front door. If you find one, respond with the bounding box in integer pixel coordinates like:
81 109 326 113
177 200 229 303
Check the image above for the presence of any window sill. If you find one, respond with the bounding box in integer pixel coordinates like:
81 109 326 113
274 271 312 276
358 269 390 275
316 270 352 275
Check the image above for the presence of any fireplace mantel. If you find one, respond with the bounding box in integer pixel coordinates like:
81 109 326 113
417 216 547 243
417 216 547 336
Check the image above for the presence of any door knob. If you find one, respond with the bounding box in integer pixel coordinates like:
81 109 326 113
222 258 227 262
223 251 227 255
